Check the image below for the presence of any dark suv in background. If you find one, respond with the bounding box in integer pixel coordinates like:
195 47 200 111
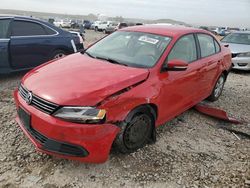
0 16 83 74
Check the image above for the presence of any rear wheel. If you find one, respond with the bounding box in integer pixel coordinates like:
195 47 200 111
207 74 226 101
114 111 154 153
95 27 98 32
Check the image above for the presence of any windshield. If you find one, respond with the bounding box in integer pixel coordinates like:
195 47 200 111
221 33 250 45
85 31 171 68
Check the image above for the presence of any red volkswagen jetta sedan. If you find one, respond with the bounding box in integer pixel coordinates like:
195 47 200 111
14 26 232 163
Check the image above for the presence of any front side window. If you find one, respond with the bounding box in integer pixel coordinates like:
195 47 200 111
0 19 11 39
86 31 171 68
168 34 197 63
198 34 216 57
11 20 47 36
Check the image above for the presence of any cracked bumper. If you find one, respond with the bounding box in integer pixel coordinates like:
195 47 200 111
14 90 120 163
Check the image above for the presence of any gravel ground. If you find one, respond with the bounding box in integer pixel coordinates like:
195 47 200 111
0 30 249 188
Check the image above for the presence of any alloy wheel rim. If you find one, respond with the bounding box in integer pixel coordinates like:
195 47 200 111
214 76 224 98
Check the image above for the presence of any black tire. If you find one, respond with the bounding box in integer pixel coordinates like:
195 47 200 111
114 110 154 154
207 74 226 102
95 27 98 32
103 29 107 34
51 50 66 60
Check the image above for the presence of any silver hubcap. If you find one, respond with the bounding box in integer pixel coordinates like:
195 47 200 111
214 76 224 98
54 53 65 59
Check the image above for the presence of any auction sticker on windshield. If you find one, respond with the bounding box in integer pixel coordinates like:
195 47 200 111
138 36 159 44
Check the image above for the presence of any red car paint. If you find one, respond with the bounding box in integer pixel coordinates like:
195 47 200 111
14 26 232 163
194 103 242 124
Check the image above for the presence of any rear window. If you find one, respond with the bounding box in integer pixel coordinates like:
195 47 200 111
0 19 11 38
214 40 221 53
11 20 47 36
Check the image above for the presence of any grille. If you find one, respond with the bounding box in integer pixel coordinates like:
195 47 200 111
28 126 88 157
30 128 48 144
18 84 59 114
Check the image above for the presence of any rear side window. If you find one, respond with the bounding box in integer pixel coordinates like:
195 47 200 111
0 19 11 38
168 34 197 63
44 26 57 35
214 40 221 53
198 34 216 57
11 20 47 36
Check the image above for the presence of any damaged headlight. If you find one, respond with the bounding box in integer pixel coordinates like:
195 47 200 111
53 107 106 124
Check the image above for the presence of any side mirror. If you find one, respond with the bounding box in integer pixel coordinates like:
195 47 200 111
162 59 188 71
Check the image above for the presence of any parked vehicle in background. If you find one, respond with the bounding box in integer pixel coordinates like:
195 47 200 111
83 20 92 29
213 27 230 36
221 31 250 70
48 18 55 25
69 31 85 46
105 22 128 33
70 20 80 29
95 21 113 32
14 25 231 163
0 16 83 74
54 19 71 28
91 21 101 30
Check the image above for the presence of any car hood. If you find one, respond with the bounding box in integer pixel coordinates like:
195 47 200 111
222 42 250 53
22 53 149 106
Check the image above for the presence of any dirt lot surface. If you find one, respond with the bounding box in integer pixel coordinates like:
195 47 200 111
0 30 249 188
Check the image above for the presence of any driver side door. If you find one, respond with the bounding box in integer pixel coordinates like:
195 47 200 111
158 34 207 122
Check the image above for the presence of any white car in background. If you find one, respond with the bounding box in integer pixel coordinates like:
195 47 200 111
69 31 85 49
94 21 113 32
54 20 71 28
221 31 250 71
91 21 101 30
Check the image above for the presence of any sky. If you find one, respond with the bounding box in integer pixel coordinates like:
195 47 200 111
1 0 250 27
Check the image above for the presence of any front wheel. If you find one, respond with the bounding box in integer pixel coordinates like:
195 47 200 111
207 74 226 101
114 112 153 153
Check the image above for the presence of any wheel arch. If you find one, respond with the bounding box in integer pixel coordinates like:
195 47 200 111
124 103 158 123
222 69 229 80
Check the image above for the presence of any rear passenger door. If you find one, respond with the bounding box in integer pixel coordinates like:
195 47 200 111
9 19 57 69
0 18 11 72
196 33 222 94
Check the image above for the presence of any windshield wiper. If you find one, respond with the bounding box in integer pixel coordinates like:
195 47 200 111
95 56 128 66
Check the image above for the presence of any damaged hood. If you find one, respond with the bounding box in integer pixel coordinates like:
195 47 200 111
22 53 149 106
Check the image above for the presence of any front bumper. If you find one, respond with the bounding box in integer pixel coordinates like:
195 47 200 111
14 90 120 163
232 57 250 71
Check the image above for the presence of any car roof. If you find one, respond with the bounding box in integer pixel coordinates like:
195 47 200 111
0 14 64 32
0 15 53 25
121 25 209 37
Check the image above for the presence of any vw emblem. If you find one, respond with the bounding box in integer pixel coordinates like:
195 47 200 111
25 92 33 105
